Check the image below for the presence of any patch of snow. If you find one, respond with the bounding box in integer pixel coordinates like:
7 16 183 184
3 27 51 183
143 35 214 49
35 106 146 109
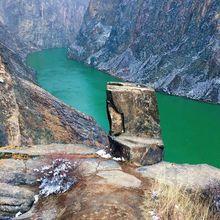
34 195 39 204
151 191 159 200
113 157 125 162
15 211 22 217
96 149 112 159
35 159 78 197
94 22 112 47
214 195 220 212
0 77 4 83
175 204 180 210
149 210 160 220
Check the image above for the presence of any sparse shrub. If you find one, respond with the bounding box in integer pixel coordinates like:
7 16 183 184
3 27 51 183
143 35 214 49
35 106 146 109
35 159 81 197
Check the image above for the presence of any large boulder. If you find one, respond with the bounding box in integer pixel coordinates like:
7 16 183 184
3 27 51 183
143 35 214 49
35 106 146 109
107 82 164 165
137 162 220 191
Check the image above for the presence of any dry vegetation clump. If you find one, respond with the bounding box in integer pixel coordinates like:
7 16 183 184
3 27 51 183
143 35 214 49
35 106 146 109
142 182 220 220
35 158 83 197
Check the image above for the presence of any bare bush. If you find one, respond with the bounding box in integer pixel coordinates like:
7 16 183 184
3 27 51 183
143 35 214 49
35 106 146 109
35 159 82 197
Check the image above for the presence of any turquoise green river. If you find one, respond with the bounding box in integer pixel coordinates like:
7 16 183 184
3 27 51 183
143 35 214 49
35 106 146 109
26 48 220 168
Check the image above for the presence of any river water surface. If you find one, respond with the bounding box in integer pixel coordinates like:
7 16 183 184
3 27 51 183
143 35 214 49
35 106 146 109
26 48 220 168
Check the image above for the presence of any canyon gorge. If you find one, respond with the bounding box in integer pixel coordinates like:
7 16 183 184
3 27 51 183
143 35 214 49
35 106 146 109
69 0 220 104
0 0 219 219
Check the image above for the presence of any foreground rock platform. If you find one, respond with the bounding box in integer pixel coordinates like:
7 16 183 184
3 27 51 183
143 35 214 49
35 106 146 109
0 144 220 219
0 144 143 218
107 82 164 165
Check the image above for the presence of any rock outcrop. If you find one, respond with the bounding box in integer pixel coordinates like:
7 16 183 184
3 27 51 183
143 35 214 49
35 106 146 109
107 82 164 165
137 161 220 192
0 0 89 56
0 183 36 217
69 0 220 104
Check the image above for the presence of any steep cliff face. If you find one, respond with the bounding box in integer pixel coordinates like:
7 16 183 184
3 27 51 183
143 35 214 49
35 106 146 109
0 49 108 147
69 0 220 104
0 19 108 147
0 0 89 55
0 22 35 80
0 3 108 148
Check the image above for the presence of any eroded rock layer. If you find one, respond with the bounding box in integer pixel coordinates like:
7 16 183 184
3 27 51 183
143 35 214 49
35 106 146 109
69 0 220 104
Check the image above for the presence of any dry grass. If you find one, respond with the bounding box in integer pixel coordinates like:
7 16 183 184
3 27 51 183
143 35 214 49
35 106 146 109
142 182 220 220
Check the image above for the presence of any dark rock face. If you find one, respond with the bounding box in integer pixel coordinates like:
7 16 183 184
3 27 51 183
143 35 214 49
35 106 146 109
0 47 108 147
69 0 220 104
0 0 89 55
107 82 164 165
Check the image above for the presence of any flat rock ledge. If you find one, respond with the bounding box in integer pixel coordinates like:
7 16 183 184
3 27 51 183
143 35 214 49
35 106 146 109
0 144 143 218
107 82 164 165
137 161 220 191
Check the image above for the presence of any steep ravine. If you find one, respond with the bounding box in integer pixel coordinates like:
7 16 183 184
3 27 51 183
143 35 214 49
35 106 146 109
0 9 108 147
0 0 89 56
0 46 108 147
68 0 220 104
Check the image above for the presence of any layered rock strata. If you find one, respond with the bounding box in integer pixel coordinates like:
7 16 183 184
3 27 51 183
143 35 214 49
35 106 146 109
107 82 164 165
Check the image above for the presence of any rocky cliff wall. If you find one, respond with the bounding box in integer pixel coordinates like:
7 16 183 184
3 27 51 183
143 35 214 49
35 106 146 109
0 48 108 147
69 0 220 104
0 18 108 147
0 0 89 55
